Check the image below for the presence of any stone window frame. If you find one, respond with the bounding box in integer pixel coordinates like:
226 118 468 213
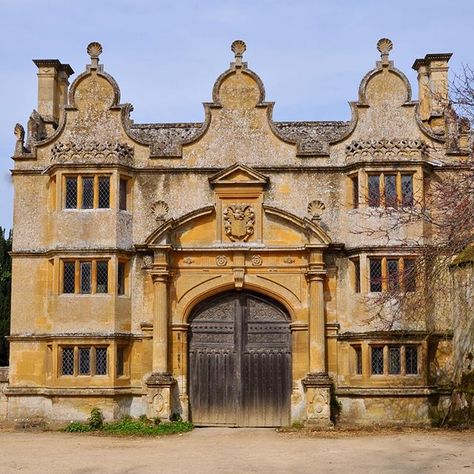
350 257 361 293
347 169 417 210
62 173 112 210
60 258 111 295
350 342 422 378
59 345 110 377
117 259 130 296
368 256 417 294
118 174 133 212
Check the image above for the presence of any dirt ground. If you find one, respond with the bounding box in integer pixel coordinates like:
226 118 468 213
0 427 473 473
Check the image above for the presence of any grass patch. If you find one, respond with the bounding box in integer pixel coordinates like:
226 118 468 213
64 408 193 437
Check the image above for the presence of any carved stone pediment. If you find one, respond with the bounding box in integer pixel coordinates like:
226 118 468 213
209 162 269 188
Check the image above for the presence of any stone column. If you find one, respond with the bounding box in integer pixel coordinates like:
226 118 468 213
146 267 175 421
304 249 333 427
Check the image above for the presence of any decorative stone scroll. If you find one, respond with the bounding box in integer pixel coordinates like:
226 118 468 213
345 138 429 160
223 204 255 242
50 141 134 164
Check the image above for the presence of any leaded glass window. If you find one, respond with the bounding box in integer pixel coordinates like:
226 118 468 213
95 347 107 375
404 259 416 292
370 258 382 292
96 261 108 293
62 347 74 375
351 176 359 209
389 346 401 374
354 259 361 293
401 174 414 207
384 174 397 208
79 347 91 375
406 345 418 374
387 259 400 291
119 178 128 211
63 261 75 293
98 176 110 208
118 262 126 295
116 346 125 376
368 175 380 207
65 177 77 209
82 177 94 209
354 346 362 375
371 347 384 375
80 261 92 294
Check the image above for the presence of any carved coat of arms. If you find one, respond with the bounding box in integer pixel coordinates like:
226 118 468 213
223 204 255 242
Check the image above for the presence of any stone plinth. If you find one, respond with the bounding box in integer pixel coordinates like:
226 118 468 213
302 372 333 428
146 372 175 421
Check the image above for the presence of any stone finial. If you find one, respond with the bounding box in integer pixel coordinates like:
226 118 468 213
14 123 25 156
377 38 393 65
308 200 325 221
231 40 246 66
87 41 103 68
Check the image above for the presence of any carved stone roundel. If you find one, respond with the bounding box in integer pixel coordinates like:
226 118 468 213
216 255 228 266
223 204 255 242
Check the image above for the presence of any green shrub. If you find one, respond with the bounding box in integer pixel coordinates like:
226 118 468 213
64 421 91 432
88 407 104 430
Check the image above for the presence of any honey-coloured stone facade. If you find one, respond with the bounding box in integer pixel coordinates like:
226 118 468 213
4 39 468 426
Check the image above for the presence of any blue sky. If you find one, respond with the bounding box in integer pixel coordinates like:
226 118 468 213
1 0 473 230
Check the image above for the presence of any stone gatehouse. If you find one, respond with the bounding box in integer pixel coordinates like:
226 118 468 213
3 38 468 426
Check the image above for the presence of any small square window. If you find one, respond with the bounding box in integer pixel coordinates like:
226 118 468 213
371 347 384 375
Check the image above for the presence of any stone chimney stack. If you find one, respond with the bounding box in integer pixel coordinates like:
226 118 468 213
32 59 74 134
412 53 452 135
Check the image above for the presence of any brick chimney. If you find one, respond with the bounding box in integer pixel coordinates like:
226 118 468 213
412 53 452 135
32 59 74 134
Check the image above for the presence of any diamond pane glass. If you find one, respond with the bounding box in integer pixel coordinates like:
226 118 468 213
404 259 416 292
95 347 107 375
387 259 400 291
119 178 128 211
80 262 92 294
116 346 125 376
63 262 75 293
384 174 397 208
98 177 110 208
354 259 361 293
371 347 384 375
118 262 125 295
406 345 418 374
62 347 74 375
96 261 108 293
79 347 91 375
389 346 401 374
352 176 359 209
368 175 380 207
402 174 414 207
370 258 382 292
65 177 77 209
82 177 94 209
354 346 362 375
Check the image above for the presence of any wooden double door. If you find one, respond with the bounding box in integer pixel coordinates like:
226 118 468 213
188 291 291 427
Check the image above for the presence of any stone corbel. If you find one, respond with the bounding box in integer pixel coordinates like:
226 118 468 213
233 268 245 289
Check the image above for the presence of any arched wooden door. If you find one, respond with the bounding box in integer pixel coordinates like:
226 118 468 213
188 291 291 427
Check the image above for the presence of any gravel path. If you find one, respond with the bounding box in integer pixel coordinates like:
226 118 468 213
0 428 473 473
